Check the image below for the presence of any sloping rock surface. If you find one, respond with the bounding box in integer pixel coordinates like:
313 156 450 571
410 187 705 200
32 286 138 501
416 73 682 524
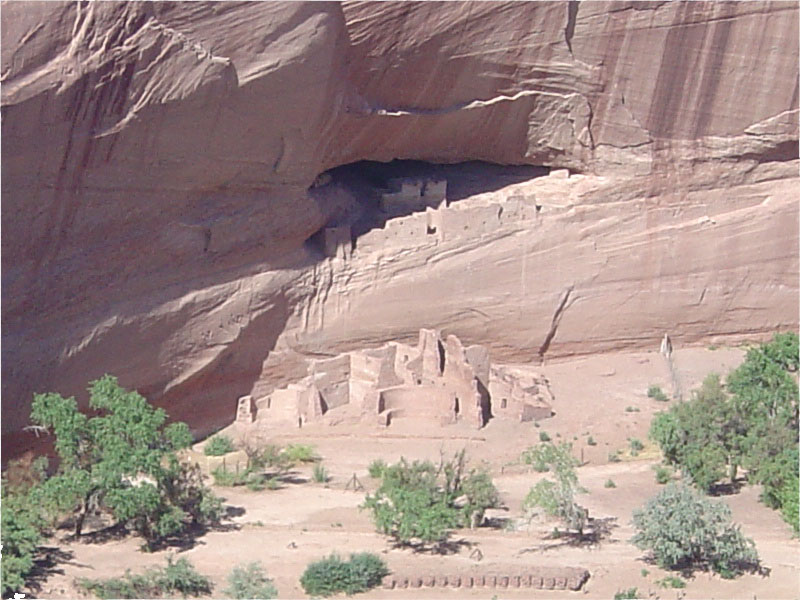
2 1 797 451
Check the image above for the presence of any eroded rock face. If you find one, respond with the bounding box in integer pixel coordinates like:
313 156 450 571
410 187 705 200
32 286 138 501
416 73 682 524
2 1 797 452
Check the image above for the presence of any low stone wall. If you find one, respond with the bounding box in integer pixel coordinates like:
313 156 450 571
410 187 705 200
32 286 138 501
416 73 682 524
381 566 589 591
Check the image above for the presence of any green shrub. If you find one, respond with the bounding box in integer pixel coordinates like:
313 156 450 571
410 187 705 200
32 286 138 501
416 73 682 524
521 442 576 474
614 588 639 600
362 450 499 548
300 553 388 596
628 438 644 457
539 431 551 442
654 465 672 485
78 556 212 599
656 575 686 589
604 479 616 489
28 375 220 549
212 466 247 487
522 443 587 535
625 406 640 413
284 444 319 463
367 458 387 479
313 462 329 483
647 385 669 402
608 450 621 463
1 486 43 596
587 436 597 446
632 483 760 577
224 562 278 599
204 435 235 456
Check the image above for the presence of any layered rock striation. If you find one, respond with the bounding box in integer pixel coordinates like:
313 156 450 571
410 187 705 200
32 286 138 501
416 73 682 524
2 1 797 452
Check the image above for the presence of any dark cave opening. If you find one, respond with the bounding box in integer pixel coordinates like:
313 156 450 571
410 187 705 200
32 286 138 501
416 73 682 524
306 159 550 254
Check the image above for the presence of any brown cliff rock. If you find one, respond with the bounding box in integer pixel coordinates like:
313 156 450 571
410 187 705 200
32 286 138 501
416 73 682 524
1 1 797 452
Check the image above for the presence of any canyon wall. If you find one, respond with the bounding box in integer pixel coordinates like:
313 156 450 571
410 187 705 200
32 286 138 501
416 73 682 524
2 1 797 452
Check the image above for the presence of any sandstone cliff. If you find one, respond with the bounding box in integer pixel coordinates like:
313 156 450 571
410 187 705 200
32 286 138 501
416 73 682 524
2 1 797 452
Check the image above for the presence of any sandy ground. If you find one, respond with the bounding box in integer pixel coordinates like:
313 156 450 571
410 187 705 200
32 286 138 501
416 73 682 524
27 346 800 599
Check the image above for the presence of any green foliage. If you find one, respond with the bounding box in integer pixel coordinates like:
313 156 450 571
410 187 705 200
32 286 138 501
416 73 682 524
587 436 597 446
284 444 319 463
604 479 617 489
632 483 760 577
647 385 669 402
649 374 734 492
653 465 672 485
522 442 587 535
1 485 44 596
368 458 388 479
313 462 329 483
649 333 798 530
78 555 212 599
614 588 639 600
362 450 500 548
625 406 640 413
300 553 389 597
656 575 686 589
203 435 235 456
538 431 551 442
628 438 644 457
224 562 278 599
28 375 221 548
608 450 621 463
521 442 578 474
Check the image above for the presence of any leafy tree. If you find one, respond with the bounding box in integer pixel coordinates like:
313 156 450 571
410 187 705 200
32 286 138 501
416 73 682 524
522 442 587 535
29 375 222 548
649 333 798 532
649 374 737 492
300 553 388 597
224 562 278 599
632 483 759 577
1 485 44 596
362 450 500 549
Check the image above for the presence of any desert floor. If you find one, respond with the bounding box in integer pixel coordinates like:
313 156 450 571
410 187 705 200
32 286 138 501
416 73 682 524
29 345 799 599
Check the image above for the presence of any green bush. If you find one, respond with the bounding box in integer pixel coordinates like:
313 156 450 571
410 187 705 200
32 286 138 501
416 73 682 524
614 588 639 600
1 486 43 596
628 438 644 457
362 450 499 549
625 406 640 413
367 458 388 479
78 556 212 599
656 575 686 589
604 479 616 489
300 553 388 597
587 436 597 446
647 385 669 402
632 483 760 577
284 444 319 463
224 562 278 599
654 465 672 485
522 443 587 535
204 435 235 456
539 431 551 442
608 450 621 463
313 462 329 483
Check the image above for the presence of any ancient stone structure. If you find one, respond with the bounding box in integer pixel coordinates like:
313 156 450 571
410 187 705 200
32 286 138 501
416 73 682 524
237 329 552 431
380 178 447 217
381 567 589 591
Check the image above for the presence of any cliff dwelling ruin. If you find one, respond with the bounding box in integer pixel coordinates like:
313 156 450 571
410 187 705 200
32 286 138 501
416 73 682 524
235 329 553 433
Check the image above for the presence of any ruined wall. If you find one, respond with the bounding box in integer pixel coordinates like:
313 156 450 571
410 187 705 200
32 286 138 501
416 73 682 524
309 355 351 412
